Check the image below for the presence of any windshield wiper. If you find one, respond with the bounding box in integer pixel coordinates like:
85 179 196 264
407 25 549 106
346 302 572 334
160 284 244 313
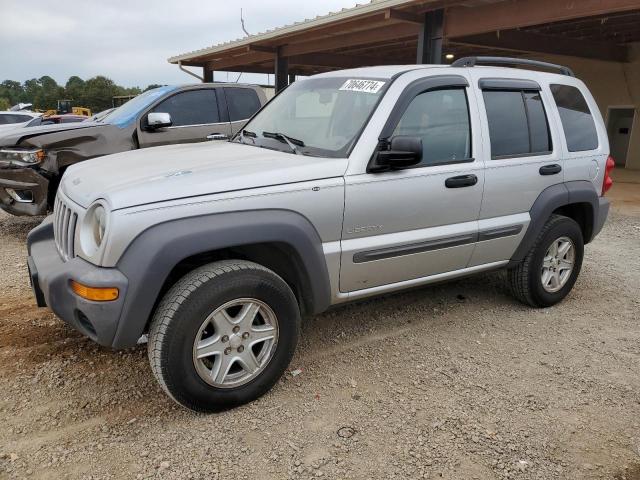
262 131 304 155
237 129 257 144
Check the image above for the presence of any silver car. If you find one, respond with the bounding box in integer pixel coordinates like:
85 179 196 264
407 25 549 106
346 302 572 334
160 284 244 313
26 58 612 412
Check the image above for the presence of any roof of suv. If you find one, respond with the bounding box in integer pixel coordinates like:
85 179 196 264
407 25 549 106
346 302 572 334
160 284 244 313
314 58 576 81
0 111 40 117
316 65 442 79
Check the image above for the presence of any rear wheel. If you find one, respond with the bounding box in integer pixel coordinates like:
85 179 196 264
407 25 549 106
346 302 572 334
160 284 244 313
148 260 300 412
508 215 584 307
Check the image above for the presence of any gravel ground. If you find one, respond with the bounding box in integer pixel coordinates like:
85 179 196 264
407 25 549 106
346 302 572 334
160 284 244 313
1 204 639 480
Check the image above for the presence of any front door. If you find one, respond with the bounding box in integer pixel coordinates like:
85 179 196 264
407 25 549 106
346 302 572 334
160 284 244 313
340 79 485 292
137 88 232 148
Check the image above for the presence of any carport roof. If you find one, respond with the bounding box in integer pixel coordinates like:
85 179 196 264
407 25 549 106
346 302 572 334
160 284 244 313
168 0 442 64
168 0 640 76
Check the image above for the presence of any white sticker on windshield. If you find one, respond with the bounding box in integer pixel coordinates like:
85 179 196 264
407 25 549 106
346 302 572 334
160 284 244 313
339 79 386 94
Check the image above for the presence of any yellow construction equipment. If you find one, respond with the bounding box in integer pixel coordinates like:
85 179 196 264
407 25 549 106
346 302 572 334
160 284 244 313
56 100 91 117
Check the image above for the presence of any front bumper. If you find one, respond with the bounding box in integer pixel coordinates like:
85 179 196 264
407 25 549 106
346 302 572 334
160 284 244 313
0 167 49 216
27 217 129 347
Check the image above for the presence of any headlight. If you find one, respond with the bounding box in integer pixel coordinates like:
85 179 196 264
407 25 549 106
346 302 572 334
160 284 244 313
92 205 107 246
80 201 110 257
0 148 46 167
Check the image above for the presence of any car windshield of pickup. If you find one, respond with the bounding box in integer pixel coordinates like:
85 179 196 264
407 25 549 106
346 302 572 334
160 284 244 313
235 77 389 157
100 86 177 128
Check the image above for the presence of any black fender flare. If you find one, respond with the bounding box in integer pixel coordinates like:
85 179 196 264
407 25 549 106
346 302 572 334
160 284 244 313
510 180 599 263
110 209 331 348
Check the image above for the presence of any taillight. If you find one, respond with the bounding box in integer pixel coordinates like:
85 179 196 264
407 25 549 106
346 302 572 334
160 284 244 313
602 155 615 196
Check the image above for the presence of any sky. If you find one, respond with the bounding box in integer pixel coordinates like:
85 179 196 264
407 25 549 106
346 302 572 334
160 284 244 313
0 0 361 88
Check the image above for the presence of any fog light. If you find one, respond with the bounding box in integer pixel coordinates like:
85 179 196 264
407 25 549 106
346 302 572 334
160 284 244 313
70 281 119 301
6 188 34 203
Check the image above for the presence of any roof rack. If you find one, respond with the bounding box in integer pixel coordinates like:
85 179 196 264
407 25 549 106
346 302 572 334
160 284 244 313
451 56 575 77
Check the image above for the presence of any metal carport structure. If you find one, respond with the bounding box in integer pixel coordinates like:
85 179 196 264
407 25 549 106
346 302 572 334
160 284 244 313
168 0 640 169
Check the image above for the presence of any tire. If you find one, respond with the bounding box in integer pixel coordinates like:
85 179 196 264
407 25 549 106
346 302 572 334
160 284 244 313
508 214 584 308
148 260 300 412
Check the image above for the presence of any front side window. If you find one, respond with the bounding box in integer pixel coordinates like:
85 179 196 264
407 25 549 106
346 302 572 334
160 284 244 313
151 89 220 127
225 88 262 122
550 84 598 152
26 117 43 127
392 88 471 166
483 89 551 159
235 76 388 157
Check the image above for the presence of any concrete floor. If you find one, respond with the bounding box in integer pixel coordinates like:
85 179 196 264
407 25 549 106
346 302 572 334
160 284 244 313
610 168 640 216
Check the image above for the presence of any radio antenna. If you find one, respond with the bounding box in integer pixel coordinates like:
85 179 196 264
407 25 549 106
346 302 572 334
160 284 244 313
240 8 250 37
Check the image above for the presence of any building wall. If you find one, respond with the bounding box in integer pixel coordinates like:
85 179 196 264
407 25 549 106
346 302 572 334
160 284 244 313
534 44 640 170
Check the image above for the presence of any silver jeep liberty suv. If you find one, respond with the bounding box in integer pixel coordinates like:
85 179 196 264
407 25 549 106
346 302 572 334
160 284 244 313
27 57 613 412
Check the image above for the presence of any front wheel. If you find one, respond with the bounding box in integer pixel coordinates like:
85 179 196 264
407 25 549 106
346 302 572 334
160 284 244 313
508 215 584 308
148 260 300 412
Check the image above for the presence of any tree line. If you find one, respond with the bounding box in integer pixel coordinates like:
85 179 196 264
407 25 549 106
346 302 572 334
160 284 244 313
0 76 164 113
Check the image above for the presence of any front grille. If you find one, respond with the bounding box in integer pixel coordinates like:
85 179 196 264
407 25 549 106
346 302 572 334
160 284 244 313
53 194 78 261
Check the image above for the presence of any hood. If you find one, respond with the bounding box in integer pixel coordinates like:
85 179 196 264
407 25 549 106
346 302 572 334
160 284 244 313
0 120 104 146
61 141 348 210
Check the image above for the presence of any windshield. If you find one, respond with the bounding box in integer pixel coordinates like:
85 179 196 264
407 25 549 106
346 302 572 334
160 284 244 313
101 86 176 128
235 76 388 157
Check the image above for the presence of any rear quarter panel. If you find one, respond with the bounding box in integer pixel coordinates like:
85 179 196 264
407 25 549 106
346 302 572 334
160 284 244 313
545 77 609 193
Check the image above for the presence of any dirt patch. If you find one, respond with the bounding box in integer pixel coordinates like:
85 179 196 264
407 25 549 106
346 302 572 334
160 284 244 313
615 463 640 480
1 208 639 479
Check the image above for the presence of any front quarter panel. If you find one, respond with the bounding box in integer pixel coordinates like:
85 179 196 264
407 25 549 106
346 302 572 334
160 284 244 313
102 175 346 267
110 202 343 348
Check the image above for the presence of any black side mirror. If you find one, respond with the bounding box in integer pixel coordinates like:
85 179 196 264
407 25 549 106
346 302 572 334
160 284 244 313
372 136 422 171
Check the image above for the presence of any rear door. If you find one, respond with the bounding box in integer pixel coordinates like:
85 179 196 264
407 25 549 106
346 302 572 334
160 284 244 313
137 87 232 148
468 73 564 266
223 87 264 135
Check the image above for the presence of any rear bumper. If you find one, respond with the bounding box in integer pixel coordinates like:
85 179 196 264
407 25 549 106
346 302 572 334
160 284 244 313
27 217 129 347
0 167 49 216
591 197 610 241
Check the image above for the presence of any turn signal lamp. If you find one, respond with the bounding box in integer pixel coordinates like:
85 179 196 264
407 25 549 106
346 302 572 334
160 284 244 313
70 281 119 301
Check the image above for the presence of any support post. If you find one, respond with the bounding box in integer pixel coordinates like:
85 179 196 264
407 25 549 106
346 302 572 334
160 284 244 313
416 9 444 64
203 68 214 83
275 48 289 92
288 73 296 84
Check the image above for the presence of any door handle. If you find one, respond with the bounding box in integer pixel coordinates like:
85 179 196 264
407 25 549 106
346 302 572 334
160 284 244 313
207 133 229 141
445 174 478 188
539 164 562 175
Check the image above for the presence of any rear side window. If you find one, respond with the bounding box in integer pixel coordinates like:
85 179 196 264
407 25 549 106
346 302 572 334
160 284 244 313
392 88 472 166
483 90 551 158
225 88 262 122
152 89 220 127
550 84 598 152
0 114 31 124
